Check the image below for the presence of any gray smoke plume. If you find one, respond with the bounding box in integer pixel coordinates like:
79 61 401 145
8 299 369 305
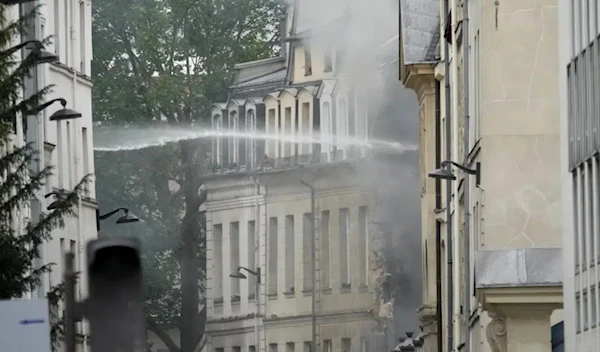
299 0 422 340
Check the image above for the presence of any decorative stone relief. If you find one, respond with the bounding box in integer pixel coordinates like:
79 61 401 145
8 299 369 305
486 313 507 352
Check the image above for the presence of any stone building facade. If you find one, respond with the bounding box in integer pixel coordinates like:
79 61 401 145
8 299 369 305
203 2 395 352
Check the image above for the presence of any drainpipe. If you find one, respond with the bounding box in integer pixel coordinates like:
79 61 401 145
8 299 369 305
462 0 471 351
250 177 262 352
300 172 316 352
443 0 454 351
434 80 443 352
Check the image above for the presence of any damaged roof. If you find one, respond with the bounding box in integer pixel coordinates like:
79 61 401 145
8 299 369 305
400 0 440 64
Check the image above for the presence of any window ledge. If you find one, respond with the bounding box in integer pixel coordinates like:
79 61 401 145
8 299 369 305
267 293 278 300
358 284 368 293
283 291 295 298
214 297 224 305
340 284 352 293
302 289 313 296
322 287 332 295
231 295 241 303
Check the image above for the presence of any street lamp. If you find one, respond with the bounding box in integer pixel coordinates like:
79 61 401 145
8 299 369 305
0 40 58 64
45 191 64 210
96 208 140 231
229 266 261 282
428 160 481 186
28 98 82 121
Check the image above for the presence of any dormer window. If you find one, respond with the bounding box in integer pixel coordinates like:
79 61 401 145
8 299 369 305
324 49 333 73
304 44 312 76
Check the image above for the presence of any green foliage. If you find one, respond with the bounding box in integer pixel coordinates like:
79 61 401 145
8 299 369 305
0 4 89 349
92 0 284 350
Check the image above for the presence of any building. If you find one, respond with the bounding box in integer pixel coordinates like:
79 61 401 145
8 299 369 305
15 0 97 349
400 0 564 351
203 2 399 352
559 0 600 350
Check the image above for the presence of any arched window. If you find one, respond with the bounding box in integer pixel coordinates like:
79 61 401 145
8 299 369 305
247 109 256 168
214 114 222 166
230 111 238 165
338 99 346 148
323 102 334 152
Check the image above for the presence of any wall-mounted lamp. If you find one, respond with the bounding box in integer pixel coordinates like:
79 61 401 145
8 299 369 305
96 208 140 231
428 161 481 186
229 266 261 284
27 98 82 121
0 39 58 64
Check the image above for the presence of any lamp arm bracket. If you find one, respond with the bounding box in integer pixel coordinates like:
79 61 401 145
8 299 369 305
98 208 126 220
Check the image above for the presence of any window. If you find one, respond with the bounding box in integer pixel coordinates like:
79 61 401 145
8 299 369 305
348 99 356 138
341 338 351 352
322 340 331 352
59 238 65 273
304 44 312 76
233 347 241 352
323 102 334 154
575 293 582 334
586 160 595 266
66 121 72 188
268 108 277 158
301 102 310 155
584 290 589 331
286 342 295 352
592 286 598 328
70 240 76 271
79 1 86 73
64 0 69 66
360 338 369 352
358 206 368 286
285 215 295 293
230 222 240 298
54 0 60 55
213 225 223 300
574 173 580 270
338 99 347 144
81 127 89 194
230 111 239 165
324 49 333 72
268 217 278 295
303 213 313 291
249 346 256 352
284 107 292 157
248 221 256 297
213 115 223 166
270 344 278 352
339 208 350 286
216 348 224 352
303 342 311 352
247 110 256 168
320 211 331 288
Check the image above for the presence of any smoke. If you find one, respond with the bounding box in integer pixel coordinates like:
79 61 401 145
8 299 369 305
299 0 422 339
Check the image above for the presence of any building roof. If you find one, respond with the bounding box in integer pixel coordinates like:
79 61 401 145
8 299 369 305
399 0 440 64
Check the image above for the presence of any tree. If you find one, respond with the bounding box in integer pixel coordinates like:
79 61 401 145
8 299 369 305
0 4 88 349
92 0 284 350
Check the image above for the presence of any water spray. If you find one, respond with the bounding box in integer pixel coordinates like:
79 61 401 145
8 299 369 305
93 127 417 154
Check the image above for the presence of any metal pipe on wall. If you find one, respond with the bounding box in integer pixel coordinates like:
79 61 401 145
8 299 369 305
300 174 317 352
434 79 443 352
443 0 454 350
461 0 471 351
251 177 262 352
